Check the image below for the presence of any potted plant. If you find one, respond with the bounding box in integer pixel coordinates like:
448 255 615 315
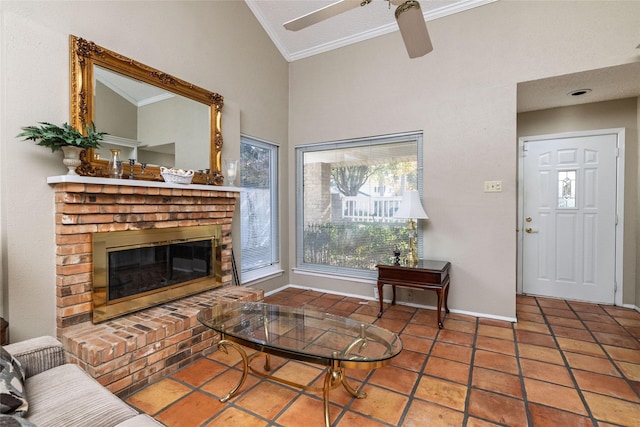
17 122 106 175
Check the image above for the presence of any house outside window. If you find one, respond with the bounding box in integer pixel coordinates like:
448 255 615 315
240 135 279 280
296 132 423 279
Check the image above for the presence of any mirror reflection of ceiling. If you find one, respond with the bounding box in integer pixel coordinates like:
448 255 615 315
94 66 210 171
95 66 174 106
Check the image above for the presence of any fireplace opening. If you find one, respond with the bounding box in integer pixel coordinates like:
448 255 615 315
108 240 213 301
92 225 222 323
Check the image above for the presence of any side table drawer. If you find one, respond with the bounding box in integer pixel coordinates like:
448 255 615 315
378 268 445 284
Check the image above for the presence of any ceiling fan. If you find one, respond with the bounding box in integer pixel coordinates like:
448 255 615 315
283 0 433 58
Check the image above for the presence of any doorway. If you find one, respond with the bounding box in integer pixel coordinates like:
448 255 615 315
517 129 625 304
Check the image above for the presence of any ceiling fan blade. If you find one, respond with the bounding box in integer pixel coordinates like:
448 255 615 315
395 0 433 58
284 0 366 31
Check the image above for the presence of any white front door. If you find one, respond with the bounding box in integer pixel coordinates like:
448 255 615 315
521 131 619 303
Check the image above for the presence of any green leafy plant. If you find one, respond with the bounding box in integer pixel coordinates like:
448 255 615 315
17 122 106 153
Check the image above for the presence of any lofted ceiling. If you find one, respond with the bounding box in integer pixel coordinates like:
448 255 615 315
98 2 640 113
245 1 640 112
245 0 496 62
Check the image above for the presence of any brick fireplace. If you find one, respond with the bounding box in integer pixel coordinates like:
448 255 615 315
48 176 263 396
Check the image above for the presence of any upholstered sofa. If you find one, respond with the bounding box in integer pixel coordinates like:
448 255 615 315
2 336 163 427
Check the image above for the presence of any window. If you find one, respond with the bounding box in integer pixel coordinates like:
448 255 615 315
240 135 279 278
296 132 423 279
558 170 577 208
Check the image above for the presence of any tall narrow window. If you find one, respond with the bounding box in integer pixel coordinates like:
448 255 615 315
296 132 423 279
240 136 279 278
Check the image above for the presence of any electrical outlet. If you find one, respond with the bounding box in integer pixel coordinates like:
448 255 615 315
484 180 502 192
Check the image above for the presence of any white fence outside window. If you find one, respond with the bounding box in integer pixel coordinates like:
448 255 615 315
341 196 403 221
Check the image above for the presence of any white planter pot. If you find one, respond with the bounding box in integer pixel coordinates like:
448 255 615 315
61 146 85 175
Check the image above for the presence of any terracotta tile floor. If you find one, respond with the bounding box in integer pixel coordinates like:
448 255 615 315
125 289 640 426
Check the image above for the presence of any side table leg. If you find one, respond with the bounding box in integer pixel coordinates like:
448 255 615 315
436 290 444 329
377 281 384 317
444 282 450 314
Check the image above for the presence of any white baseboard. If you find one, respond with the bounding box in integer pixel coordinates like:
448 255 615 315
266 284 518 323
621 303 640 313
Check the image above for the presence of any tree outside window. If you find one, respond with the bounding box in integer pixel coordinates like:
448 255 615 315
296 133 423 278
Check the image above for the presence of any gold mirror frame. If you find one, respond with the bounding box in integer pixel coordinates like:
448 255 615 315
69 35 224 185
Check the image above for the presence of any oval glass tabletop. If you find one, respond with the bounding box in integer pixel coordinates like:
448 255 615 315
197 301 403 368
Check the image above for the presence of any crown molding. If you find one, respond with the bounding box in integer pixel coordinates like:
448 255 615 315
247 0 497 62
244 0 293 62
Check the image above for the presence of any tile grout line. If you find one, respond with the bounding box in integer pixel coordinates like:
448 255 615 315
461 316 480 425
511 310 533 427
533 297 598 424
595 304 640 402
395 306 439 427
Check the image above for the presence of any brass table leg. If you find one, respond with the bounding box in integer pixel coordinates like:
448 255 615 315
341 372 366 399
217 339 249 402
323 369 335 427
322 363 367 427
264 353 271 371
215 343 368 427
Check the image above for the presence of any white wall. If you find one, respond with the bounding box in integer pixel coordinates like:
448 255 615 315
287 1 640 319
0 1 289 340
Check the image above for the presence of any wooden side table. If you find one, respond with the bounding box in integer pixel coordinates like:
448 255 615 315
0 316 8 345
376 260 451 328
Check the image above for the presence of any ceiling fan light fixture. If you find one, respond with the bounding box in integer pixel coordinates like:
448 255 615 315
395 0 433 58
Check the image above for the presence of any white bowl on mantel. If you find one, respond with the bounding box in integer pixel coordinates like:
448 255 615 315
160 167 194 185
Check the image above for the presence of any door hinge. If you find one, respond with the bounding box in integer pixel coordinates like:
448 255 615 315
522 143 528 156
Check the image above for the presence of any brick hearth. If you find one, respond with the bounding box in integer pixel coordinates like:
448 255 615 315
62 286 262 396
48 176 262 396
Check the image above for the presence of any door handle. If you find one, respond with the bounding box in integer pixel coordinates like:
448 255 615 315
525 227 538 234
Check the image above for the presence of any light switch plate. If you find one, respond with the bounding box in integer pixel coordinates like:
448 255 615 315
484 181 502 192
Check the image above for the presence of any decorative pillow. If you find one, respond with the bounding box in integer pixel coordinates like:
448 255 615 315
0 347 28 416
0 414 36 427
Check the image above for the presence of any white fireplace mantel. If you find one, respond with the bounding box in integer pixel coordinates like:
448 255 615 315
47 175 243 192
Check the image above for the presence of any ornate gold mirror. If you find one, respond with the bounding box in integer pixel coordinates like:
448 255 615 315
69 35 224 184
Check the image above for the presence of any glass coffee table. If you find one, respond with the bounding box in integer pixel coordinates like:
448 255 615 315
197 301 403 427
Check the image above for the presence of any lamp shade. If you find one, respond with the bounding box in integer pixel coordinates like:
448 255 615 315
394 190 429 219
395 1 433 58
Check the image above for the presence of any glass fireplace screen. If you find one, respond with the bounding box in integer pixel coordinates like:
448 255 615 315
108 240 212 301
92 225 222 323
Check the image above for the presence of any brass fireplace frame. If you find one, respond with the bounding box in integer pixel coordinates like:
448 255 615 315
92 225 222 323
